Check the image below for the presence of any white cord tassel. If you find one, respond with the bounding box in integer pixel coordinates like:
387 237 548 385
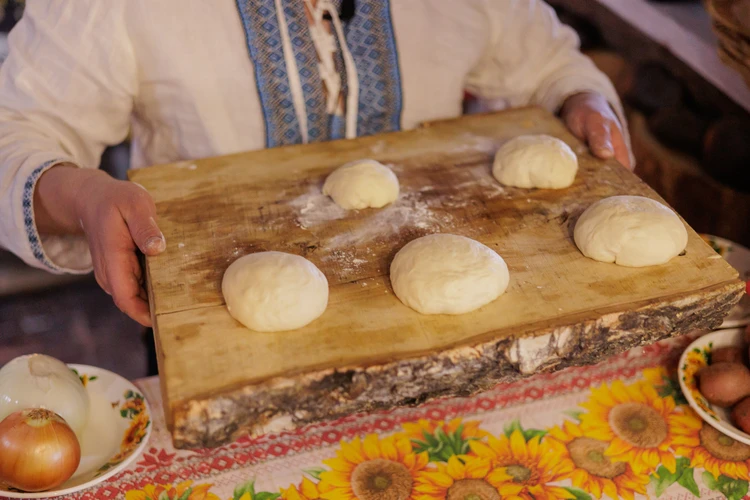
305 0 359 138
305 0 341 115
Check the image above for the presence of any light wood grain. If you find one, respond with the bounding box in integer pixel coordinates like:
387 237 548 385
130 107 742 448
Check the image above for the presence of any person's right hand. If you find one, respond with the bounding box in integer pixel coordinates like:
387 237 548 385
73 172 166 326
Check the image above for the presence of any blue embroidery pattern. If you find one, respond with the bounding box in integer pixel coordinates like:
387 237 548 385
23 159 63 271
235 0 402 144
344 0 403 136
236 0 303 147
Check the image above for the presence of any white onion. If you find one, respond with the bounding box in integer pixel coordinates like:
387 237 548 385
0 354 90 437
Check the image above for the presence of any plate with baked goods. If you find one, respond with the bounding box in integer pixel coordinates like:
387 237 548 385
0 354 152 498
679 327 750 445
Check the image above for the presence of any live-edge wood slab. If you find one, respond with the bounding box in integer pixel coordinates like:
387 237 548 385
130 107 743 449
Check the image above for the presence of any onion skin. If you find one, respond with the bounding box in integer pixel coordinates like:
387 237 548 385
0 408 81 492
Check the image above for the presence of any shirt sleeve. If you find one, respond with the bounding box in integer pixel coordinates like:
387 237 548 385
466 0 633 164
0 0 136 274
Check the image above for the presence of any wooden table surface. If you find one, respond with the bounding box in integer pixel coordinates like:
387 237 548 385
130 107 743 448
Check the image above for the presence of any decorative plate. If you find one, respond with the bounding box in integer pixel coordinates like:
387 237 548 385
0 364 152 498
679 328 750 445
700 234 750 328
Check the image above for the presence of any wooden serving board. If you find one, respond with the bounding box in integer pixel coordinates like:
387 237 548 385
130 107 743 449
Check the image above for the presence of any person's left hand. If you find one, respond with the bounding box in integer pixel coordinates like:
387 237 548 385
561 92 632 170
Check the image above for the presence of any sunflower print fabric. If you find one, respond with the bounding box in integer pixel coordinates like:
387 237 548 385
40 332 750 500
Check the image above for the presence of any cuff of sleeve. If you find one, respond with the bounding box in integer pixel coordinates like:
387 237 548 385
16 156 93 274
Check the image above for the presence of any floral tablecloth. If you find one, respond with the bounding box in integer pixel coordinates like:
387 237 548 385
20 332 750 500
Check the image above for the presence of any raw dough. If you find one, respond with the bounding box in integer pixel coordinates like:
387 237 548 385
493 135 578 189
222 251 328 332
390 234 510 315
323 159 399 209
574 195 688 267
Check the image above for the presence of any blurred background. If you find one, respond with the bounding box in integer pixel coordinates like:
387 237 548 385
1 0 749 380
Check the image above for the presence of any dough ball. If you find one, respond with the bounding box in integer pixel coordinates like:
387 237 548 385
390 234 510 315
574 195 688 267
222 251 328 332
323 159 399 209
493 134 578 189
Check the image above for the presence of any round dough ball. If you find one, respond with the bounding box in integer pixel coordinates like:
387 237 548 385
222 251 328 332
390 234 510 315
493 135 578 189
323 159 399 209
574 195 688 267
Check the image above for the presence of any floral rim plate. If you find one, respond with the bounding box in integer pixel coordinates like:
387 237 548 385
700 234 750 328
678 328 750 445
0 364 152 499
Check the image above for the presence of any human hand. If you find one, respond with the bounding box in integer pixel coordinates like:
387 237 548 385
73 171 165 326
560 92 632 170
